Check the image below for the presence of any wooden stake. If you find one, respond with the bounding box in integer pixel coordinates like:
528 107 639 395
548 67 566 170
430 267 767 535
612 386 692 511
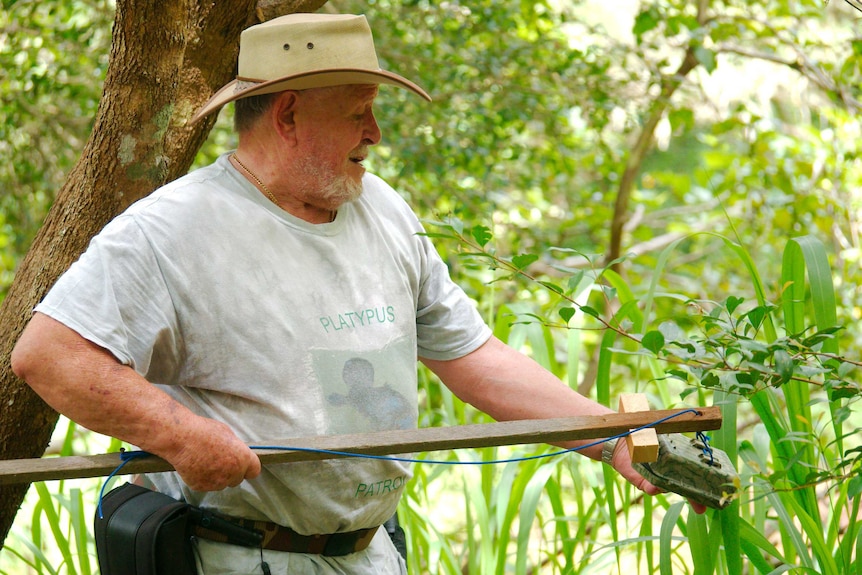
0 407 721 485
619 394 660 463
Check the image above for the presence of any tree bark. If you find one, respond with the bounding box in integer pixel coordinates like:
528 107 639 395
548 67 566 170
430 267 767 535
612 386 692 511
605 47 700 274
0 0 326 546
604 1 710 273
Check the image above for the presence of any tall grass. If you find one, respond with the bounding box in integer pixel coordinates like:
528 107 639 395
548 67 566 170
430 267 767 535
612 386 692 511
3 230 859 574
404 221 860 574
0 421 118 575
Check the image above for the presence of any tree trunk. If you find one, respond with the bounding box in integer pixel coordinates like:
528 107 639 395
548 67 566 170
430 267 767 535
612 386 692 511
0 0 326 546
604 0 709 273
604 47 700 274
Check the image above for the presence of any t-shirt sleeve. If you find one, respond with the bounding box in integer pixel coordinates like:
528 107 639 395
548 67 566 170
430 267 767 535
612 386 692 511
35 214 181 380
413 229 492 361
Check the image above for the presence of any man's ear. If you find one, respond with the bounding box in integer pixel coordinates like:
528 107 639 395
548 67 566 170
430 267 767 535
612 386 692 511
271 91 299 144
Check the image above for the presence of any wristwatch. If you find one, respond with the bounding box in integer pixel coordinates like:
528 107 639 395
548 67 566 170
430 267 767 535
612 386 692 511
601 439 618 466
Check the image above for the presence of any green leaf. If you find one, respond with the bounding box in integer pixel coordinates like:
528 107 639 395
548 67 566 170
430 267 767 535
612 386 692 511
580 306 600 319
538 280 563 294
743 304 769 330
445 216 464 235
516 461 560 574
642 330 665 355
848 475 862 499
702 372 720 388
694 46 717 72
633 7 660 38
511 253 538 269
725 295 745 315
774 349 795 385
687 511 713 574
470 225 492 247
565 270 587 295
559 307 575 324
667 369 689 381
668 108 694 132
659 502 685 575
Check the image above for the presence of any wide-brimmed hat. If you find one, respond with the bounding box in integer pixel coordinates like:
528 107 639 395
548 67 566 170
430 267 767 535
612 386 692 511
190 13 431 123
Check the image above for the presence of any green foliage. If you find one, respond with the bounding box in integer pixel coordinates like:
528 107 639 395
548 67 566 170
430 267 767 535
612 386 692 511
4 0 862 573
0 0 113 300
0 419 118 574
417 219 860 573
310 1 862 368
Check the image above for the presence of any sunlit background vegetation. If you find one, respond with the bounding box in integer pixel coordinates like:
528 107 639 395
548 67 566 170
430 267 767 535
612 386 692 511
2 0 861 573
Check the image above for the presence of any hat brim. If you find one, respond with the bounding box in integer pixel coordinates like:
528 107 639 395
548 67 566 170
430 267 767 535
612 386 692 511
190 69 431 124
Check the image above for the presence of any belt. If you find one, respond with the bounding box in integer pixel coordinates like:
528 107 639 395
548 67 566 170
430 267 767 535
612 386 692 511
191 510 379 557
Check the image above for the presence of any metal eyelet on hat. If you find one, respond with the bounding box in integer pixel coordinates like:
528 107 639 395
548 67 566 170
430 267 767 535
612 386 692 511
307 42 314 49
283 43 290 51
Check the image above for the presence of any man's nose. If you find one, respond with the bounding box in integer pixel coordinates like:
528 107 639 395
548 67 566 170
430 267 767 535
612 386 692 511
364 110 381 146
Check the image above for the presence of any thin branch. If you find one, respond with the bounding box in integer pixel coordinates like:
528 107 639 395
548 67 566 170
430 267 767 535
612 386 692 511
716 43 861 113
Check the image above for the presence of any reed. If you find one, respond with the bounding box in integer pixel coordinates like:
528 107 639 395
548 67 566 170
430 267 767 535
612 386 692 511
1 421 118 574
403 221 860 574
3 227 859 574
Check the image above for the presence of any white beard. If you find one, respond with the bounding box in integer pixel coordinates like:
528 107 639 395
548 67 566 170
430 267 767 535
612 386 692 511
295 153 365 207
319 173 364 206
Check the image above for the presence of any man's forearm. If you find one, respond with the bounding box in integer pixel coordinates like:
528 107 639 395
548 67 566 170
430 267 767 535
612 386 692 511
11 312 261 490
421 336 613 460
13 312 190 449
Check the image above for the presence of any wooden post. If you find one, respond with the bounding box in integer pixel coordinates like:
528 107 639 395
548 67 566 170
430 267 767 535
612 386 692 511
619 393 659 463
0 407 721 485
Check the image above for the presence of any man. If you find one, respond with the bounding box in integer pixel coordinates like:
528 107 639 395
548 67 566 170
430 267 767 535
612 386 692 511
11 12 678 575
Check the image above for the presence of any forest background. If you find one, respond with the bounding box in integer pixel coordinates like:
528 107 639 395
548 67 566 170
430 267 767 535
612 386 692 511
1 0 861 573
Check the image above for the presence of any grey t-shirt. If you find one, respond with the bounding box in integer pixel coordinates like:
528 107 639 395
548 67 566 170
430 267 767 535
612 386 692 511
37 153 491 535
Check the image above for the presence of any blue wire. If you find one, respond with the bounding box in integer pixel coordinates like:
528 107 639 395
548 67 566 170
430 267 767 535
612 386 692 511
251 409 701 465
96 409 702 511
96 449 151 519
695 431 715 466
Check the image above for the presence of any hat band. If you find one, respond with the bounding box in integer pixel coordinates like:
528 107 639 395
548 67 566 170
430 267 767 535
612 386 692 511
235 80 259 93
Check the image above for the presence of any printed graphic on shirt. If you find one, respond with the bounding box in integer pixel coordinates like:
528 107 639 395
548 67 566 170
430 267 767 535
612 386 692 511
318 306 396 334
354 474 409 498
312 337 417 435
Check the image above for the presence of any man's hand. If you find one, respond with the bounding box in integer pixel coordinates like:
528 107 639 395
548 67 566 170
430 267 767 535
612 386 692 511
161 415 262 492
13 312 261 492
421 336 708 515
607 439 707 515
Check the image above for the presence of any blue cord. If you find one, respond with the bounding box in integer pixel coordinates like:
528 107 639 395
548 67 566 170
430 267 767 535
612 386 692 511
251 409 701 465
695 431 715 466
96 449 151 519
96 408 702 512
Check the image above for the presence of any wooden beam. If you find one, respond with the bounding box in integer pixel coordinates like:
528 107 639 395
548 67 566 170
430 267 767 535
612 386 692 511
0 407 721 485
619 393 660 463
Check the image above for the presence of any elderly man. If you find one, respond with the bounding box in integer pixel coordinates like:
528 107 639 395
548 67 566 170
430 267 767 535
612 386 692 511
12 12 669 575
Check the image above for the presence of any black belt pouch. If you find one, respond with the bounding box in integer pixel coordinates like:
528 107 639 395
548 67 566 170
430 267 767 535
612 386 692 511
94 482 196 575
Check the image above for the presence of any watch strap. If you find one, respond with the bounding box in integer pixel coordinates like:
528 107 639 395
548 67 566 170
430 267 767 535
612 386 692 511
602 439 618 466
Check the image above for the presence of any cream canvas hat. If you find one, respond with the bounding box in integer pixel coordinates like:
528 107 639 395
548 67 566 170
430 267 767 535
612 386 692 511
191 13 431 123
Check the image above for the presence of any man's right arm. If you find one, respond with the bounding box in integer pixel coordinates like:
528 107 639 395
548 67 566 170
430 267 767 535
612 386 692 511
11 312 261 491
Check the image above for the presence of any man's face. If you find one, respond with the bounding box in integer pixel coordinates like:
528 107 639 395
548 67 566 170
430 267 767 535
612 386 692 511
291 84 381 208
